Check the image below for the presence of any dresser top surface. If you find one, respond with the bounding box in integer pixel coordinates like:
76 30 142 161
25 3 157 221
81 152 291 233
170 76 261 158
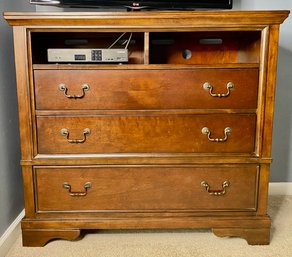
4 10 289 27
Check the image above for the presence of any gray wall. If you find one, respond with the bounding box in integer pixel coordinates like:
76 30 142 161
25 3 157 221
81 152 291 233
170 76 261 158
0 0 291 241
0 1 33 237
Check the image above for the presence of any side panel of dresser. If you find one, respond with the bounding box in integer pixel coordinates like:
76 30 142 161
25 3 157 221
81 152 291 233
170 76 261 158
12 27 35 218
256 25 281 215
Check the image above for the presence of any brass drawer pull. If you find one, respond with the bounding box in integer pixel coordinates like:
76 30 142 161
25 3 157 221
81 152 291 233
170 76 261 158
60 128 90 144
59 83 90 99
63 182 92 197
201 181 230 196
203 82 234 97
201 127 232 142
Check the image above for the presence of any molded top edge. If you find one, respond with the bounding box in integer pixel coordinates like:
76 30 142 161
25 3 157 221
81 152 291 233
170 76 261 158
4 10 290 27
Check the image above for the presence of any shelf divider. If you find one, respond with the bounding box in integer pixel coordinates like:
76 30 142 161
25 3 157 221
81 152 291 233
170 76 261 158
144 32 149 65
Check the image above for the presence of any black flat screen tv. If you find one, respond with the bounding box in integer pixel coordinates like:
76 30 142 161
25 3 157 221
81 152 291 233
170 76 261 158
30 0 233 11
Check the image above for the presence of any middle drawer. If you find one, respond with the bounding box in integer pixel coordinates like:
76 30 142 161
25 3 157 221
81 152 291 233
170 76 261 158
36 114 256 154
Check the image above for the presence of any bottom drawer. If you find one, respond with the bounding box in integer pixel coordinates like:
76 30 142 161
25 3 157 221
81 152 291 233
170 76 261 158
34 165 259 213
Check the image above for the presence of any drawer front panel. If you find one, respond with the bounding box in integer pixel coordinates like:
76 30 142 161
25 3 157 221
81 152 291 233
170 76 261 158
34 69 258 110
34 166 258 212
36 114 256 154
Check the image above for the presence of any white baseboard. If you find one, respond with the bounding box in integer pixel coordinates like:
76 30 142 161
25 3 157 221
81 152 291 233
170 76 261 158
0 210 24 257
269 182 292 195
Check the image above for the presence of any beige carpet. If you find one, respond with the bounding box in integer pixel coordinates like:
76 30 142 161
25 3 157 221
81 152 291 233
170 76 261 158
6 196 292 257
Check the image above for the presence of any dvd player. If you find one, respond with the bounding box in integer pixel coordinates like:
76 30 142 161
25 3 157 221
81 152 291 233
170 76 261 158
47 48 128 63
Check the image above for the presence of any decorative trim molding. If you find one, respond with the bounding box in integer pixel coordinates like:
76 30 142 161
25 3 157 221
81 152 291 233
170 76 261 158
0 210 24 257
269 182 292 195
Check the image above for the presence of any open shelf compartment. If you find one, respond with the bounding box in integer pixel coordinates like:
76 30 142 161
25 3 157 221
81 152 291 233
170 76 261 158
30 32 145 65
149 31 261 65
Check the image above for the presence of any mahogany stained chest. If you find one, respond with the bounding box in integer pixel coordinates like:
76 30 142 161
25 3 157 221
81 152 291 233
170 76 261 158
4 10 289 246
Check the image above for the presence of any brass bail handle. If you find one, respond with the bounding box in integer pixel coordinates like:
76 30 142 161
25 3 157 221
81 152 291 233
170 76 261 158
63 182 92 197
201 127 232 142
60 128 90 144
203 82 234 98
201 181 230 196
59 83 90 99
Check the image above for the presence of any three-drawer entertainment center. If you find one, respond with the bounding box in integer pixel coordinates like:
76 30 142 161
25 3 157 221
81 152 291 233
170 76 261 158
4 10 289 246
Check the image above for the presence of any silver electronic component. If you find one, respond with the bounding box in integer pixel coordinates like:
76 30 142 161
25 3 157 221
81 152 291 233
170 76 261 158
47 48 128 63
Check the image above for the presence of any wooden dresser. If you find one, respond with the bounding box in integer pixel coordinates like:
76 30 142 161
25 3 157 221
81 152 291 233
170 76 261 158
4 11 289 246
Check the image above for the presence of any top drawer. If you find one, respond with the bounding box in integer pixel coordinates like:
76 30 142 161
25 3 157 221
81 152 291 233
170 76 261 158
34 69 258 110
